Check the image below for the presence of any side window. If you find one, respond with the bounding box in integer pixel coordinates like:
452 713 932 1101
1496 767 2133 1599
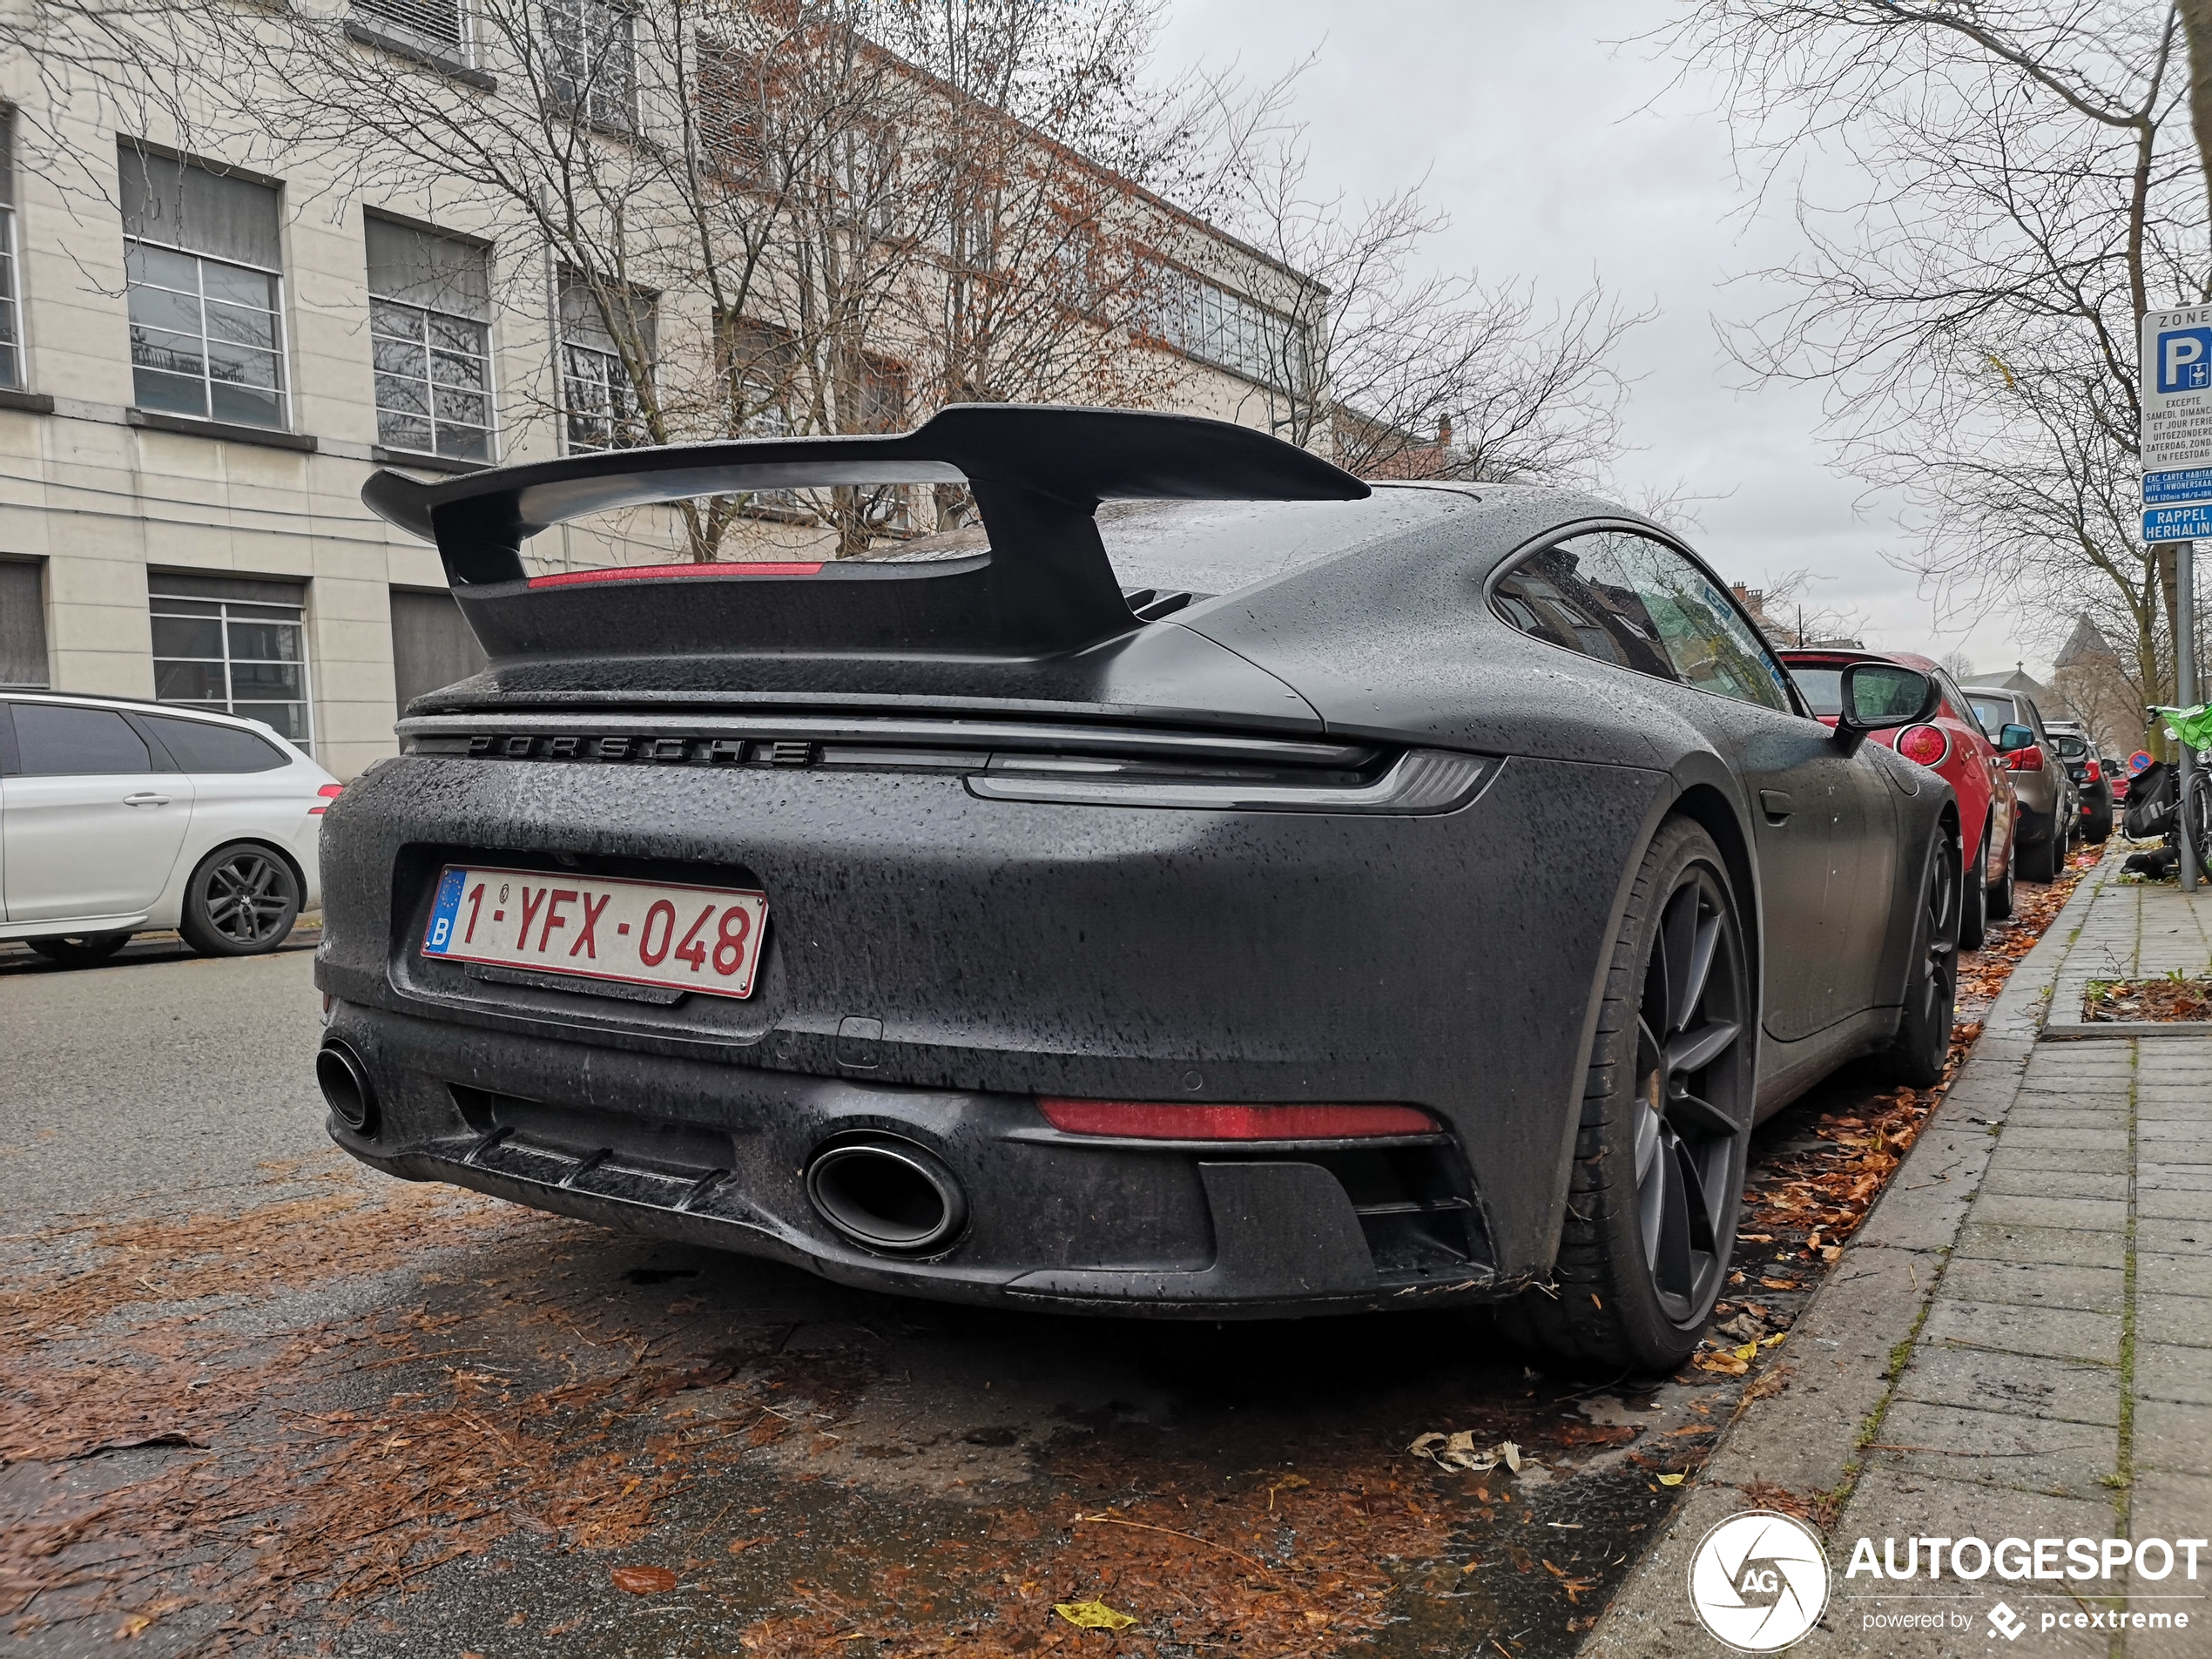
12 703 153 775
1494 529 1793 712
141 713 285 772
1489 538 1676 679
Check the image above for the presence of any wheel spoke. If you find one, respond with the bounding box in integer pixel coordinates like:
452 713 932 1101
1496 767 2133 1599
1660 887 1699 1034
1676 914 1720 1033
1653 1133 1694 1296
1664 1019 1740 1078
1634 1100 1663 1185
1669 1089 1746 1138
1675 1136 1720 1251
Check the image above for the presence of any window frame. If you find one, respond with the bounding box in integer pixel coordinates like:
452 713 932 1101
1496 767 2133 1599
148 585 315 752
1485 521 1811 720
556 271 653 454
543 0 638 134
351 0 472 61
124 236 292 430
0 106 21 392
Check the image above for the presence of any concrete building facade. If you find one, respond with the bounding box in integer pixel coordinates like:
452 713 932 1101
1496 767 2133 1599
0 6 1316 779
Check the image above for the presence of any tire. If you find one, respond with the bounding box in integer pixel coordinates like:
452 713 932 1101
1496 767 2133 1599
2188 772 2212 882
1878 828 1961 1088
177 842 300 957
1986 838 2016 919
1494 819 1754 1372
2017 817 2060 883
2081 806 2113 845
26 931 132 968
1958 831 1989 951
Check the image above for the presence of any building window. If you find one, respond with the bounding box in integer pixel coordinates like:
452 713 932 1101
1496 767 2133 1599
354 0 465 52
149 571 313 748
0 558 47 687
0 111 21 391
389 586 488 712
367 215 493 461
697 43 766 181
1145 265 1307 395
545 0 637 132
558 273 652 452
119 144 288 428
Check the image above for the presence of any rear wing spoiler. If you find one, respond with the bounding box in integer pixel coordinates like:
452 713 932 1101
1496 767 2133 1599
361 404 1367 659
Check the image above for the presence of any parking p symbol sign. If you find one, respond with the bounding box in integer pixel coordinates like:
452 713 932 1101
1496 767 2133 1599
2161 327 2212 392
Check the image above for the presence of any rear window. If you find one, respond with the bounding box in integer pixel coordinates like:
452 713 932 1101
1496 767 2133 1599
11 703 152 775
1788 666 1844 716
1965 696 2014 737
144 713 287 772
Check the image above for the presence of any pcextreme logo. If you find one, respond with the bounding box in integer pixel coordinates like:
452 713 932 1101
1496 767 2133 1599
1688 1510 1831 1651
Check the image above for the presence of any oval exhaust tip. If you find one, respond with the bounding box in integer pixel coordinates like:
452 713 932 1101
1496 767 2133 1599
315 1040 377 1134
806 1137 966 1254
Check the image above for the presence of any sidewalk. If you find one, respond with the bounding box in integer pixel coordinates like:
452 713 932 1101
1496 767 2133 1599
1590 852 2212 1657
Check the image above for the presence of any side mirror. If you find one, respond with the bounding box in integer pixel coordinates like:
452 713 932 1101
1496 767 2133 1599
1834 662 1940 751
1997 723 2034 753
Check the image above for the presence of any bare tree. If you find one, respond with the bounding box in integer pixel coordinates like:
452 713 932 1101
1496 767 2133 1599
1216 125 1647 483
1663 1 2212 752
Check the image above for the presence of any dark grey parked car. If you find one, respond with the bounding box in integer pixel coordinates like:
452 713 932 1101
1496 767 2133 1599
314 407 1961 1371
1961 686 2078 881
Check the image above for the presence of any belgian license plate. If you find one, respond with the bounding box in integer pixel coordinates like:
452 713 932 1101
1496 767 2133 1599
421 866 767 999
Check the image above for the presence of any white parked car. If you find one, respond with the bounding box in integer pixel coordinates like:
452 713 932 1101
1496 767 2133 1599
0 691 335 965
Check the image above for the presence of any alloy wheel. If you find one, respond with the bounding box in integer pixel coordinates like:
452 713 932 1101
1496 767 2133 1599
204 852 293 945
1631 864 1750 1326
1910 843 1959 1032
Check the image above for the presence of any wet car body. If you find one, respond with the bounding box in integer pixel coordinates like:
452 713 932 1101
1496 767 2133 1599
1779 649 2017 944
314 408 1958 1361
2047 728 2114 842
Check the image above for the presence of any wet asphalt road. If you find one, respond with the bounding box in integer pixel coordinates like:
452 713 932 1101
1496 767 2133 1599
1 937 1865 1657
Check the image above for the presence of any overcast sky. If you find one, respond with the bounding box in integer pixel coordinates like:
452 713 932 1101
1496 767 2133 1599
1156 1 2044 679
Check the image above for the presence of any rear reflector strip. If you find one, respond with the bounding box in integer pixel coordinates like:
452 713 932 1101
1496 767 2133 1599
527 561 824 589
1037 1098 1435 1140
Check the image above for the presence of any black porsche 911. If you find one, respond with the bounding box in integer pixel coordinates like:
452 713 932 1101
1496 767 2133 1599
317 406 1959 1370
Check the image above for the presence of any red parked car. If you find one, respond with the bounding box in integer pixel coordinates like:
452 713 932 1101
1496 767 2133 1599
1780 649 2019 948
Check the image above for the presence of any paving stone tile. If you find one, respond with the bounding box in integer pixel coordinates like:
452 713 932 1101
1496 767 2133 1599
1997 1128 2132 1152
2135 1141 2212 1165
2134 1344 2212 1407
1986 1145 2134 1177
2133 1399 2212 1477
2137 1294 2212 1349
1895 1343 2119 1425
2138 1217 2212 1256
2140 1254 2212 1298
1933 1258 2123 1314
1956 1223 2128 1270
2126 1471 2212 1659
1920 1298 2121 1364
2005 1106 2131 1126
2139 1188 2212 1222
1864 1399 2117 1499
1966 1192 2128 1231
2140 1165 2212 1191
1978 1166 2129 1201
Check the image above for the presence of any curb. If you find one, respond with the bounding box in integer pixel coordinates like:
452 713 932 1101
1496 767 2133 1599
1582 855 2114 1656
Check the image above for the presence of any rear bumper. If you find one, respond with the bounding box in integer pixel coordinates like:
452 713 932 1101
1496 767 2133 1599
326 1001 1496 1318
312 747 1676 1308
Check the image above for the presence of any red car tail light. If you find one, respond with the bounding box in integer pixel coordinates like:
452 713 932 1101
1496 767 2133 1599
1037 1098 1436 1140
2001 746 2046 772
526 562 824 589
1894 724 1949 768
2083 759 2103 782
309 783 343 816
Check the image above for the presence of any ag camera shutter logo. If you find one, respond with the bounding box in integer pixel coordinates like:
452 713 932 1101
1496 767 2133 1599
1688 1510 1831 1651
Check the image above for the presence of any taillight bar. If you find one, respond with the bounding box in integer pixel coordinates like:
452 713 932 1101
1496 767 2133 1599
1037 1098 1436 1140
309 782 343 816
526 561 824 589
2001 746 2046 772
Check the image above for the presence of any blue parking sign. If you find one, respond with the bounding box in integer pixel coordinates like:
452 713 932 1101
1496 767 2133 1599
2159 326 2212 392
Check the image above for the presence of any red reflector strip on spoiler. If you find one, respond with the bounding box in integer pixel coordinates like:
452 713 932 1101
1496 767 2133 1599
527 561 824 589
1037 1098 1435 1140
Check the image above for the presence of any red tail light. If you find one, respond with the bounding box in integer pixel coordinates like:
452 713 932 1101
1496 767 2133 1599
1037 1098 1436 1140
2083 759 2103 782
1894 724 1949 768
527 561 823 589
309 782 343 816
2001 746 2045 772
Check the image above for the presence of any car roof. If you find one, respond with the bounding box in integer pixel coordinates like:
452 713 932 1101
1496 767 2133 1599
3 688 297 741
